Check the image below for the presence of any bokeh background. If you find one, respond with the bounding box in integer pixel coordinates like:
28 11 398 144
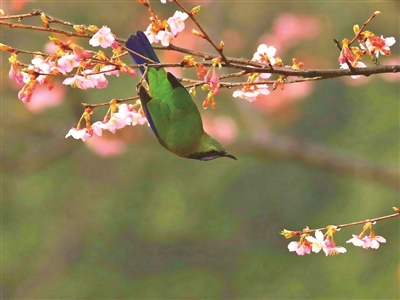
2 0 399 299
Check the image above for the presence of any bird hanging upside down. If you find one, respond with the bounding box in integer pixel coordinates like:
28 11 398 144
126 31 236 161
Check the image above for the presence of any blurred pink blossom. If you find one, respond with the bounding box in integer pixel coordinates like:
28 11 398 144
258 13 320 51
85 135 127 157
202 115 238 145
254 80 313 114
380 57 400 83
25 83 66 113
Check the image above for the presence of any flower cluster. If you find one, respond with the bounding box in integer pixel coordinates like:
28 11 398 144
6 26 135 103
338 12 396 79
346 222 386 249
65 102 148 142
232 44 280 102
196 58 223 109
144 10 189 46
286 222 386 257
287 227 347 257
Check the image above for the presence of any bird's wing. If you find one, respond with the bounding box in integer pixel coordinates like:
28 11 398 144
137 85 158 137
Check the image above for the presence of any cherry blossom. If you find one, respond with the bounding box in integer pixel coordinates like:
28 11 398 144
144 24 159 44
57 54 80 73
84 70 109 89
92 114 128 134
156 30 174 46
31 56 53 73
232 84 270 102
362 35 396 57
305 230 326 254
168 11 189 36
113 104 147 126
100 65 120 77
89 26 115 48
65 127 102 141
18 80 38 103
362 234 386 249
324 238 347 256
9 63 24 84
346 234 365 247
63 75 96 90
253 44 277 65
8 53 24 84
288 241 311 256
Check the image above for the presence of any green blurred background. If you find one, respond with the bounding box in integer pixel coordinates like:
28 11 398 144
1 1 399 299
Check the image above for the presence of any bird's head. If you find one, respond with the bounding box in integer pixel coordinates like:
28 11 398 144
187 133 237 161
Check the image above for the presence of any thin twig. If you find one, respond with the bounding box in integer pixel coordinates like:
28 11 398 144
289 210 400 237
172 0 230 65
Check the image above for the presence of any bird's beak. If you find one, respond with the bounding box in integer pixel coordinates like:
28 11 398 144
224 153 237 160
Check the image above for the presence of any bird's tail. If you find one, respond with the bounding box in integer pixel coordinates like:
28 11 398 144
126 31 160 74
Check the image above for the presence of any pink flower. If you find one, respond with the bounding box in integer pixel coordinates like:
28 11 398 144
8 53 24 84
18 80 38 103
232 84 270 102
62 75 95 90
18 87 33 103
306 231 347 256
92 115 127 134
362 35 396 57
144 24 159 44
305 230 326 254
156 30 174 46
346 234 365 247
114 104 147 126
9 64 24 84
31 56 53 73
324 238 347 256
160 0 173 3
89 27 115 48
100 65 120 77
253 44 277 65
167 11 189 36
288 241 311 256
57 54 80 73
65 127 101 141
83 70 108 89
363 234 386 249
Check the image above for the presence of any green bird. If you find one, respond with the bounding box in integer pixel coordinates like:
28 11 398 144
126 31 236 161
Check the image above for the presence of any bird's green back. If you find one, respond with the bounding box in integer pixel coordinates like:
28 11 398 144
145 68 206 157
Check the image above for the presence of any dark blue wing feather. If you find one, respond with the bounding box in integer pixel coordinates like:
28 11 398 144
126 31 160 74
125 31 161 135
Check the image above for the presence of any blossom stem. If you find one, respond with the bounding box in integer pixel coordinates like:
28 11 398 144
349 11 380 45
289 210 400 237
171 0 230 65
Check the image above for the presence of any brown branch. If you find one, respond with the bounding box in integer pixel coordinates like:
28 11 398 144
286 210 400 237
172 0 229 65
0 20 93 39
1 10 399 82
